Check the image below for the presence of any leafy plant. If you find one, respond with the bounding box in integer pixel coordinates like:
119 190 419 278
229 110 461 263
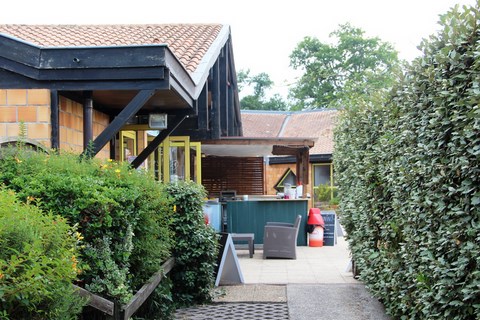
0 150 173 312
0 188 86 319
334 3 480 319
165 181 219 307
315 183 332 202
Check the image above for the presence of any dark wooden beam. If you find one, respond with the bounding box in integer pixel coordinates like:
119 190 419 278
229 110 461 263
210 60 221 139
296 147 310 188
197 83 209 130
272 145 303 155
228 81 235 136
219 48 228 136
0 69 169 91
226 40 243 136
131 110 190 169
83 91 93 151
83 89 155 158
50 90 59 150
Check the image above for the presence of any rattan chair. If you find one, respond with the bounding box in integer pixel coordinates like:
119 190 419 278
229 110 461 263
263 215 302 259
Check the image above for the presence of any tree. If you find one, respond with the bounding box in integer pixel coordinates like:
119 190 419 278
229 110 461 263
289 23 400 110
237 69 289 111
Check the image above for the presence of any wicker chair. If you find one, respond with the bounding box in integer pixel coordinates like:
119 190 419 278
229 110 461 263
263 215 302 259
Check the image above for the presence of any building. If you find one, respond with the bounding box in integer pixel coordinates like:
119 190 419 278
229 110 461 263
0 24 242 181
241 109 338 207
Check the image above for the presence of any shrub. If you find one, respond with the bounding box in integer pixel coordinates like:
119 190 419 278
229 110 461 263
0 150 173 308
335 4 480 319
0 188 85 319
165 181 218 307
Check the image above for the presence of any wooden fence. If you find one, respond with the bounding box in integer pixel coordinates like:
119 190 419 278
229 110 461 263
74 257 175 320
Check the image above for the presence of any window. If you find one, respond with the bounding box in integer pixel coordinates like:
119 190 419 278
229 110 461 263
312 163 337 206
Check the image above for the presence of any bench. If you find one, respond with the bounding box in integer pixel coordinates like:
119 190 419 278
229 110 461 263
231 233 255 258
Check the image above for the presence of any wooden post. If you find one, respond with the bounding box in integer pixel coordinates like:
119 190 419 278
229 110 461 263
112 299 123 320
83 91 93 153
50 90 60 150
211 60 221 139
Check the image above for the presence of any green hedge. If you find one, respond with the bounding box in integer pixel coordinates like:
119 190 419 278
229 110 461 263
335 4 480 319
166 181 219 307
0 150 173 308
0 188 86 319
0 149 219 318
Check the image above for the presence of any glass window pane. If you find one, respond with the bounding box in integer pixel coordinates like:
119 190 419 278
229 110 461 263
314 165 331 186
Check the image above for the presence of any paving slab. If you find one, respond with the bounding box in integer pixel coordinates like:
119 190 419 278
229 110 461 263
214 284 286 303
287 283 391 320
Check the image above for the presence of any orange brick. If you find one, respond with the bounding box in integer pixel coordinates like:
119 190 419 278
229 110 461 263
75 131 82 145
74 116 82 131
37 106 51 122
0 123 6 136
7 89 27 105
66 128 74 144
66 99 73 113
0 106 17 122
18 106 38 123
66 114 73 128
6 123 20 137
59 126 67 143
27 123 50 140
27 89 50 105
73 102 82 115
59 112 66 126
0 90 6 104
60 96 67 112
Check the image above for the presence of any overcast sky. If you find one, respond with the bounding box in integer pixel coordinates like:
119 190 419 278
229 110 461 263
1 0 476 97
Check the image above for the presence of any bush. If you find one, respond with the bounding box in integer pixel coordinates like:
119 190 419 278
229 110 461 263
0 188 86 319
0 150 173 308
165 181 218 307
335 4 480 319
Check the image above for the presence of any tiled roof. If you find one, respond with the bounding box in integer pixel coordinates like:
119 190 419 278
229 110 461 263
0 24 223 73
241 112 288 138
241 110 338 155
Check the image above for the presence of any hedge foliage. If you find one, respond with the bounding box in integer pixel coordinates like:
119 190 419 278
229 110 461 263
0 188 86 319
166 181 219 307
335 4 480 319
0 149 173 309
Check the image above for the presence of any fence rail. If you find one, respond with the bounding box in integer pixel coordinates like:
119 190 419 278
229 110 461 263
74 257 175 319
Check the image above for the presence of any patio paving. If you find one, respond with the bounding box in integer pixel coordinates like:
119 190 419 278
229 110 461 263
233 236 357 284
175 236 391 319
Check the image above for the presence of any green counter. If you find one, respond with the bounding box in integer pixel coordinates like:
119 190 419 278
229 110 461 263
226 199 308 246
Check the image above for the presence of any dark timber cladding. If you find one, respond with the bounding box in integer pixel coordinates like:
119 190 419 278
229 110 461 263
202 156 265 196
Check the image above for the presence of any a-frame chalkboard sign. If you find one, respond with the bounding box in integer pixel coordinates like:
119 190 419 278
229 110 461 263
215 233 244 286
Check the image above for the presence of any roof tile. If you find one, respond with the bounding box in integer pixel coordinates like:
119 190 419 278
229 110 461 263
0 24 223 73
241 110 338 155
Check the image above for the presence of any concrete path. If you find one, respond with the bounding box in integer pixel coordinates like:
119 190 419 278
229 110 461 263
287 284 391 320
213 236 391 319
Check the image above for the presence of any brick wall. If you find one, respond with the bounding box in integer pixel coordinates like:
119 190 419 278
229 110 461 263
59 96 110 158
0 89 51 148
0 89 109 158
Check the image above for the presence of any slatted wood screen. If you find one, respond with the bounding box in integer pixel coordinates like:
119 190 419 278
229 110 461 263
202 156 264 196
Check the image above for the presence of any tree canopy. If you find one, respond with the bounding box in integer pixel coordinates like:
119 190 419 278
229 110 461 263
237 69 288 111
289 23 400 110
